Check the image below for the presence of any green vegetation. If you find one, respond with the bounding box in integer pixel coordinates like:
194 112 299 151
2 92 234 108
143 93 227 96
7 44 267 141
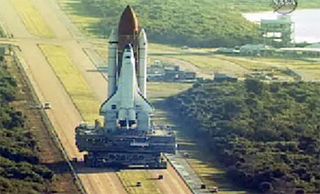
0 64 53 193
79 0 260 47
169 80 320 193
66 0 320 47
58 0 102 37
148 82 192 102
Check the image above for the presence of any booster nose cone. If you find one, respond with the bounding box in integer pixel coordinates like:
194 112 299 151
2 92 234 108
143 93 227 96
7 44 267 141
138 29 147 47
109 29 118 43
118 5 139 35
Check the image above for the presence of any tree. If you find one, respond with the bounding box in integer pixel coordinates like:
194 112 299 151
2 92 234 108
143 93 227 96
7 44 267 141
245 79 264 95
259 181 273 193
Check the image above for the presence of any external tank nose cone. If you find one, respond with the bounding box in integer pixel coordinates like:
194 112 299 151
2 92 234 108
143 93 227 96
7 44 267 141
118 5 139 35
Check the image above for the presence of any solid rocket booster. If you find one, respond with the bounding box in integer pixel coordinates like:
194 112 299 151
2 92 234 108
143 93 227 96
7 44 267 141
138 29 147 97
107 29 118 97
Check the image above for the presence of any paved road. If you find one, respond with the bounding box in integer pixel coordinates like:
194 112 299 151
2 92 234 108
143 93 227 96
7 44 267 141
0 0 192 193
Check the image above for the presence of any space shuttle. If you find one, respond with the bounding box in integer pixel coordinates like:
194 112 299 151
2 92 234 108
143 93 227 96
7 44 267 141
75 6 176 168
100 6 153 131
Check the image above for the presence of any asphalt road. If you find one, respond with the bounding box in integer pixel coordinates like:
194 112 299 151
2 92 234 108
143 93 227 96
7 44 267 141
0 0 192 193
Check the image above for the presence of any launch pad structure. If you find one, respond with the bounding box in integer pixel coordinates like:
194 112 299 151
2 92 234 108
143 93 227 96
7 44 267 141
75 6 176 168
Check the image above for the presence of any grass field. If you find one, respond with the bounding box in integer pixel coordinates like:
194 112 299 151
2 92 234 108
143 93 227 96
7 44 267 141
118 171 161 194
257 58 320 80
216 55 320 80
148 82 192 102
148 82 192 126
57 0 102 38
186 157 247 194
173 55 248 76
39 44 101 123
10 0 55 38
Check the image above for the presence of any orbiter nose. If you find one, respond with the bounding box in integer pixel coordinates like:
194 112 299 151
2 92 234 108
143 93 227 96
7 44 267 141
124 44 133 50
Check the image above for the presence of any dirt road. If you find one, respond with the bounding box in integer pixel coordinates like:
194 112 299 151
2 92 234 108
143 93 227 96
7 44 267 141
0 0 191 193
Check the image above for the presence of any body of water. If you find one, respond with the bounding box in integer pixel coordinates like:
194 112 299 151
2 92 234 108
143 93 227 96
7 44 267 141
243 9 320 43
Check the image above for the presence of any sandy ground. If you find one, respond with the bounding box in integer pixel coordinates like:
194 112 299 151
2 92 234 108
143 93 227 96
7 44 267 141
0 0 191 193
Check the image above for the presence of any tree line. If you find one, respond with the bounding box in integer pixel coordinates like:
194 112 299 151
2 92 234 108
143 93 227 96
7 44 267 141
80 0 260 47
0 64 53 193
169 79 320 193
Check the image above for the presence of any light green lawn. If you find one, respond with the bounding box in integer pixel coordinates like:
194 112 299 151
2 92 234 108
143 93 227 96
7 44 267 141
57 0 102 38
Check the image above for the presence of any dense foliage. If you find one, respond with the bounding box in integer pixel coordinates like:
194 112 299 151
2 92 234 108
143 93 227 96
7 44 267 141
169 80 320 193
81 0 260 47
0 65 53 194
